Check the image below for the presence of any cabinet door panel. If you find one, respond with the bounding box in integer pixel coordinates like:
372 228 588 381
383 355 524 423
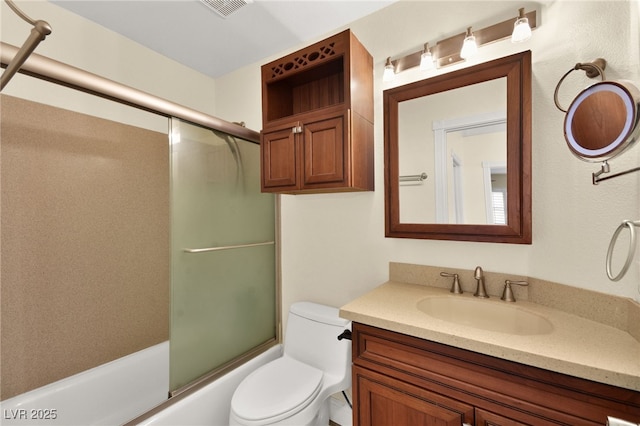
355 366 473 426
261 127 297 190
476 408 533 426
302 115 345 186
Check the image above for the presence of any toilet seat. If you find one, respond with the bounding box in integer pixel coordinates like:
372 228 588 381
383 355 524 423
230 356 323 424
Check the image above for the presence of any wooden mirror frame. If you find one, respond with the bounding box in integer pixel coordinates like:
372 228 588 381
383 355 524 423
384 51 532 244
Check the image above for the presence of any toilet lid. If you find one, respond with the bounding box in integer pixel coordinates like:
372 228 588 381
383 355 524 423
231 356 323 422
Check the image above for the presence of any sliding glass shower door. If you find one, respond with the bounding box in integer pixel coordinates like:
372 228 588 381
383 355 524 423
169 118 276 393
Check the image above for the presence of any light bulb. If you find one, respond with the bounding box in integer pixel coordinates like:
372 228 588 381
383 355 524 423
419 43 435 71
511 9 532 43
383 57 395 82
460 27 477 59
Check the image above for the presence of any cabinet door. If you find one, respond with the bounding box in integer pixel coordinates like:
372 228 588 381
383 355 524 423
302 114 346 188
355 366 474 426
261 125 297 191
475 408 532 426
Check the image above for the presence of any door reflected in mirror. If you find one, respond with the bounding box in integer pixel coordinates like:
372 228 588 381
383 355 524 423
399 78 507 225
384 51 531 243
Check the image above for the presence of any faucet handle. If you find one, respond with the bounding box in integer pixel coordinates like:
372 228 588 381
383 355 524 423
440 272 462 294
501 280 529 302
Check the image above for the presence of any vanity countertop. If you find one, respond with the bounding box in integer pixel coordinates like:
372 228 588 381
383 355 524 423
340 280 640 392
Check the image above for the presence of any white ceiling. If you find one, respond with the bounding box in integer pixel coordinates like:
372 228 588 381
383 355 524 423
50 0 396 78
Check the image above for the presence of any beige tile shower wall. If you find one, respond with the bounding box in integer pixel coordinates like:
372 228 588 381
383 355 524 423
0 95 170 400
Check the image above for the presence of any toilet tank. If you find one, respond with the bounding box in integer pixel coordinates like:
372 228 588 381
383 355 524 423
284 302 351 381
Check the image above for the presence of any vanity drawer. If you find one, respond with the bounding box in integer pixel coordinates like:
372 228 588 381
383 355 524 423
352 322 640 425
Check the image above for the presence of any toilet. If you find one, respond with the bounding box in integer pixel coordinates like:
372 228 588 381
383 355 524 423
229 302 352 426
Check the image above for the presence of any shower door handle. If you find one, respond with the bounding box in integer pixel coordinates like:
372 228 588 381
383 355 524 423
183 241 274 253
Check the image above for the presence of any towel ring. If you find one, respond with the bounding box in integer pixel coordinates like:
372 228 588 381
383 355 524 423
553 59 606 113
606 219 640 281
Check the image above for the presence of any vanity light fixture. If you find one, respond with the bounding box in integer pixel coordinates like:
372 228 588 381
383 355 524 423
460 27 478 59
382 7 536 77
511 8 532 43
383 56 395 82
419 43 435 71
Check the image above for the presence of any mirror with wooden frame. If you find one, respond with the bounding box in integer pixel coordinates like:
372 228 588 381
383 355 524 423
384 51 532 243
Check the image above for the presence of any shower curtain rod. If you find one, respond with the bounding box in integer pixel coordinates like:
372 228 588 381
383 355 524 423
0 0 51 91
0 41 260 143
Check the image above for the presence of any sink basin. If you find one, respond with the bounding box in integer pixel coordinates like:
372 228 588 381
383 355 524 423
416 296 554 335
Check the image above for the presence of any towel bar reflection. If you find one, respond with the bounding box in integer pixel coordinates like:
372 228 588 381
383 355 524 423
606 220 640 281
184 241 274 253
399 172 428 183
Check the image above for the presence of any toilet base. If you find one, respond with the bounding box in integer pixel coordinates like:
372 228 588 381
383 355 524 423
312 399 330 426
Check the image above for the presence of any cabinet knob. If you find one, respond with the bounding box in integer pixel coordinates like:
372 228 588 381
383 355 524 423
292 125 303 134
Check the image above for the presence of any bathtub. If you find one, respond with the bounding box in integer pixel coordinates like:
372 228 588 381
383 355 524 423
0 341 170 426
1 343 350 426
134 344 353 426
134 344 283 426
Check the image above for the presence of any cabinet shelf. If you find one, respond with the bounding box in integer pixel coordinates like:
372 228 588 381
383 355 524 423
265 57 344 122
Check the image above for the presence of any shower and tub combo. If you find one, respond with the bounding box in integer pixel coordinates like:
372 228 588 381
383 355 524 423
0 1 305 424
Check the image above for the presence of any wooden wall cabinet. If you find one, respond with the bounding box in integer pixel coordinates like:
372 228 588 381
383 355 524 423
352 323 640 426
260 30 374 194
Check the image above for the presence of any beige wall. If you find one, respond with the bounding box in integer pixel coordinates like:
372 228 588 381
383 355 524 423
214 1 640 323
0 95 170 399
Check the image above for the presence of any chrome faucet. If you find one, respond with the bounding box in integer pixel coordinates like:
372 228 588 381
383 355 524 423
473 266 489 298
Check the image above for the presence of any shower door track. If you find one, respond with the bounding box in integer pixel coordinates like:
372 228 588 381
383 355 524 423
0 41 259 143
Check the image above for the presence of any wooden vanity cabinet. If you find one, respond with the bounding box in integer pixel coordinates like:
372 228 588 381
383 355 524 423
352 323 640 426
260 29 374 194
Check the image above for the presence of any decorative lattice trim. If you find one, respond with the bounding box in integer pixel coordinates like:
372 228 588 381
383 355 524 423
270 42 337 79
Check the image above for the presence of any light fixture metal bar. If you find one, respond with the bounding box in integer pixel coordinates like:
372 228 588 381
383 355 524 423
393 50 423 74
391 10 536 72
434 33 465 68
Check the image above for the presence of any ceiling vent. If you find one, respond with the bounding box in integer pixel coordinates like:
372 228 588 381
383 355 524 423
199 0 251 18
